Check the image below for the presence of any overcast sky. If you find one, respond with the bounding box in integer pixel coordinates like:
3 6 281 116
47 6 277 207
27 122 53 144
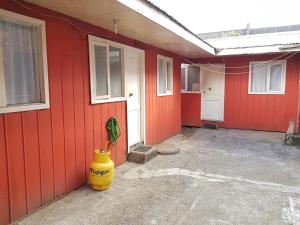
150 0 300 33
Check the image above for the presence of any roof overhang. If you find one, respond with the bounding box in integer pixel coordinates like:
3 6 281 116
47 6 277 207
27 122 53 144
24 0 215 58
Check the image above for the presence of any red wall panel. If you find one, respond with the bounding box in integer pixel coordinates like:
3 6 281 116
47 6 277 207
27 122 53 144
22 112 42 213
181 54 300 132
0 1 182 224
181 94 202 127
145 49 182 145
0 116 10 225
5 113 27 221
37 110 55 204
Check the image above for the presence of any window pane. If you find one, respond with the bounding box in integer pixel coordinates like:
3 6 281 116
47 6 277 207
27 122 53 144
94 45 108 96
270 64 283 92
187 66 200 91
158 58 166 94
109 46 122 97
181 67 186 90
0 20 41 105
166 61 172 92
250 63 268 92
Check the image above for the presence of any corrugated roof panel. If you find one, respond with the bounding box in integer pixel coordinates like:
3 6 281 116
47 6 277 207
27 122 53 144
206 31 300 50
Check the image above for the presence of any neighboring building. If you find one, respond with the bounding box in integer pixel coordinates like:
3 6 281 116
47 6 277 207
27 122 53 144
182 29 300 132
0 1 299 225
198 24 300 39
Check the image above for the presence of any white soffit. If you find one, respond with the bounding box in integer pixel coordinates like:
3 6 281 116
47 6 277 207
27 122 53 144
24 0 215 58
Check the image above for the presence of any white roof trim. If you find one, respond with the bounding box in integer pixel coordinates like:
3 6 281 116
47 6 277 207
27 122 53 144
217 45 300 56
117 0 215 55
206 30 300 55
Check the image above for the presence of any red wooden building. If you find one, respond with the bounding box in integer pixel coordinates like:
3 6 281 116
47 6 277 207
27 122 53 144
0 0 299 224
182 54 300 132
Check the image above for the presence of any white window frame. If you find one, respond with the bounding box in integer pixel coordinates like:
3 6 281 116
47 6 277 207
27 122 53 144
181 64 201 94
0 9 49 114
88 35 125 104
248 60 286 95
157 55 173 96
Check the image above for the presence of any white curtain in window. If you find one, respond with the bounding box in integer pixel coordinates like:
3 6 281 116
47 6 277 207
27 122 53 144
270 64 282 91
0 20 40 105
250 63 268 92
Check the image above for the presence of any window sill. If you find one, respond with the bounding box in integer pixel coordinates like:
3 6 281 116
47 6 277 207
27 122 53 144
181 91 201 94
91 97 126 104
0 103 49 114
248 92 285 95
157 93 173 97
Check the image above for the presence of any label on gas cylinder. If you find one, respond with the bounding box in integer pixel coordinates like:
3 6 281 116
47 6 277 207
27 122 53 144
89 168 110 176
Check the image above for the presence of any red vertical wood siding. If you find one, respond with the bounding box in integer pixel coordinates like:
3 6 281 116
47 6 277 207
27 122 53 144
0 1 182 224
0 117 10 225
145 49 182 145
181 93 202 127
181 54 300 132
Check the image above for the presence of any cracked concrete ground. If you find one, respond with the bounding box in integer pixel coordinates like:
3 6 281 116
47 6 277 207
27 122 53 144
16 128 300 225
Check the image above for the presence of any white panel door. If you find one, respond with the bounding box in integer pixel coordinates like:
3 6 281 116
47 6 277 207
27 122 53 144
125 49 143 146
201 64 225 121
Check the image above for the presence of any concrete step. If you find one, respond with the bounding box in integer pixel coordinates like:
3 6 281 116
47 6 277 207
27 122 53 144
127 145 157 164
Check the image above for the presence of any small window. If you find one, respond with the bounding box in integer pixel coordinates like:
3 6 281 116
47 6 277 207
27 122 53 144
249 61 286 94
89 36 124 103
0 9 49 114
181 64 201 93
157 55 173 96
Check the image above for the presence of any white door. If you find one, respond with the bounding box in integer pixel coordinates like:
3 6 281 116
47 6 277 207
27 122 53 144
201 64 225 121
125 49 144 147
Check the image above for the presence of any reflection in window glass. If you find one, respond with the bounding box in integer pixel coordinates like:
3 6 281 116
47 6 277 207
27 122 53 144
270 64 282 91
158 58 166 94
109 46 122 97
95 45 108 96
166 61 172 92
187 66 200 92
181 67 186 90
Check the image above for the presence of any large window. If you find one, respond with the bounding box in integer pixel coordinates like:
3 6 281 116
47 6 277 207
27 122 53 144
157 55 173 96
89 35 124 103
0 9 49 114
249 61 286 94
181 64 201 93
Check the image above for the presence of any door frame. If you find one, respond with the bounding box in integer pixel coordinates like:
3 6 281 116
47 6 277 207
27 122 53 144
200 64 225 122
124 47 146 152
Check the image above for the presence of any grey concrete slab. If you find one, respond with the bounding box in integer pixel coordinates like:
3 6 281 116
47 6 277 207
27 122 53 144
16 128 300 225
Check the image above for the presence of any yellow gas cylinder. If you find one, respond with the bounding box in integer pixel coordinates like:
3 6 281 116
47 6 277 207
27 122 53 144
89 149 114 190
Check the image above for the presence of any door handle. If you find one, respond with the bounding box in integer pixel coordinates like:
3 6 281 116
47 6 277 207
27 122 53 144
129 92 133 97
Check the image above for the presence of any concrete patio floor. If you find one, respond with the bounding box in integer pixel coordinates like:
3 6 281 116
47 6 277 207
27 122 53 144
16 128 300 225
